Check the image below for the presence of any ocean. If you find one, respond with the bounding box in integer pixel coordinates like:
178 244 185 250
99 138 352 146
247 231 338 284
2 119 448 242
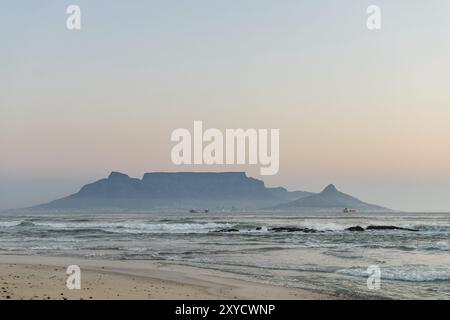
0 211 449 299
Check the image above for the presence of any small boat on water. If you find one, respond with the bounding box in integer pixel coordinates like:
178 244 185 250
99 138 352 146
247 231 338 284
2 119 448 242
343 208 356 213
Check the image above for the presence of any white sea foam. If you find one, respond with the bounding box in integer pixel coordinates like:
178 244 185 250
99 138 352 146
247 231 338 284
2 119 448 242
240 226 269 233
1 212 450 299
300 221 350 231
29 245 74 251
337 265 450 282
424 241 450 252
33 221 233 234
0 221 22 228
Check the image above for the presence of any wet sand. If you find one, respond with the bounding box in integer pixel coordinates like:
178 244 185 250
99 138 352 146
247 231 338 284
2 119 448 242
0 254 343 300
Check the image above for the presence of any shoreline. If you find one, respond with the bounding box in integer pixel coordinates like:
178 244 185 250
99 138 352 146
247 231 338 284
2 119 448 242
0 254 347 300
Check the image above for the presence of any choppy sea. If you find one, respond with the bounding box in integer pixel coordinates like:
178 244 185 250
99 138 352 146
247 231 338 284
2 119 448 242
0 211 449 299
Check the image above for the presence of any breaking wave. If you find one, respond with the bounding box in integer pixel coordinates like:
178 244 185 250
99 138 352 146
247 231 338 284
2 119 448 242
337 265 450 282
32 221 234 234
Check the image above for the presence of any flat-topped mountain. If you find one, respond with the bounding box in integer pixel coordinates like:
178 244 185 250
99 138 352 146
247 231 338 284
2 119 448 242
273 184 388 211
34 172 311 211
32 172 389 212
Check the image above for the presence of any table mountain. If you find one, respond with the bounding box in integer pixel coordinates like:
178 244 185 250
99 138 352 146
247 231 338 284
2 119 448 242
32 172 311 211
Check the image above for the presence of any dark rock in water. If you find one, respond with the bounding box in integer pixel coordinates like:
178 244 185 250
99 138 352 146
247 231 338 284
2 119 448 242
270 227 317 233
302 228 317 233
213 228 239 233
345 225 419 232
270 227 300 232
346 226 365 232
366 225 418 232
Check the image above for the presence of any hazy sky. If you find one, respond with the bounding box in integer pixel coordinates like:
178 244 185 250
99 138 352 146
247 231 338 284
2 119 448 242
1 1 450 211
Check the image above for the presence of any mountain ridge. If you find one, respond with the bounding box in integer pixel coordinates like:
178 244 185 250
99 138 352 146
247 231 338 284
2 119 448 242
31 172 389 212
34 172 312 211
273 183 388 211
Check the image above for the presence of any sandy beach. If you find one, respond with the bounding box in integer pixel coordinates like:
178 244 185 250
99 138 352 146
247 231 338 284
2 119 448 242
0 254 341 300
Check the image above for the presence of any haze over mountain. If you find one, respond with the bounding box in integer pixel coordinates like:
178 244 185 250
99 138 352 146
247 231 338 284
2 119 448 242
273 184 388 211
33 172 312 211
31 172 388 212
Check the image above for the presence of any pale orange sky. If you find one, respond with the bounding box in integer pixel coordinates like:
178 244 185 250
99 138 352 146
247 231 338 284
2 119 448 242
1 1 450 211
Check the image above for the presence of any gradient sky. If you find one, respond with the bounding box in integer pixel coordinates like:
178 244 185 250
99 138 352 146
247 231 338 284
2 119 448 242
1 0 450 211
